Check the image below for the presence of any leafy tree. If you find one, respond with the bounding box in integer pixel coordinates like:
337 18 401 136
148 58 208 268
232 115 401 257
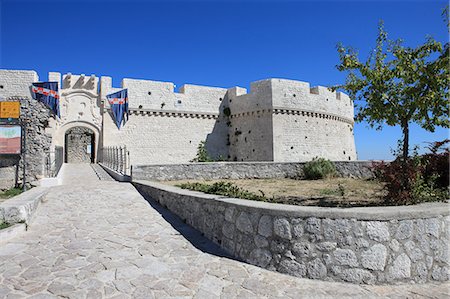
333 21 449 161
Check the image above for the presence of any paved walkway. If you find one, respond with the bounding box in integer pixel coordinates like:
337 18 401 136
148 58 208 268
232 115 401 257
0 164 449 298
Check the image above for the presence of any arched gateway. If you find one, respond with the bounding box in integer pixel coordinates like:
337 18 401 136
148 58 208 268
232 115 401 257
64 127 95 163
46 73 103 165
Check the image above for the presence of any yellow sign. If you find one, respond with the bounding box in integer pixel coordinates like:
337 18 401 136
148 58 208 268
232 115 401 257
0 102 20 119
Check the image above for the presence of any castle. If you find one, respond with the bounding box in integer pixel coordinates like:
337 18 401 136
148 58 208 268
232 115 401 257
0 69 356 172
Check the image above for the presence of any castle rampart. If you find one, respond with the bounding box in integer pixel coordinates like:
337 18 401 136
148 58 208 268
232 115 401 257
0 69 357 175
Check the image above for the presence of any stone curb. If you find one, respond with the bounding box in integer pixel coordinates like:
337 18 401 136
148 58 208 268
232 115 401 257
0 187 49 225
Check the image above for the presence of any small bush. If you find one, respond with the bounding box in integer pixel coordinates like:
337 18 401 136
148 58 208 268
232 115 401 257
303 158 336 180
191 141 214 162
373 159 423 205
373 139 449 205
191 141 228 162
422 139 449 189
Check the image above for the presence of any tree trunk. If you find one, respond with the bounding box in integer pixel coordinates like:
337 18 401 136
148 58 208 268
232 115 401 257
401 120 409 161
400 119 410 195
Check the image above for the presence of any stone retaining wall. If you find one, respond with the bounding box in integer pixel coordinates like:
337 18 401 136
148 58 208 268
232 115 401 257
0 186 49 225
0 98 53 190
133 180 450 284
132 161 375 181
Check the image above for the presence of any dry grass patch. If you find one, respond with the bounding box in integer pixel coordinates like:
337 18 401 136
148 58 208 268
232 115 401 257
164 178 386 207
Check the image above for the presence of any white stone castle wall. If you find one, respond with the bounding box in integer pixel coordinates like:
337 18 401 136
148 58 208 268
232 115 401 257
103 111 228 165
0 69 358 166
270 79 354 119
269 79 356 161
228 79 356 162
228 80 274 161
101 77 230 165
273 114 356 161
0 70 38 99
102 77 227 112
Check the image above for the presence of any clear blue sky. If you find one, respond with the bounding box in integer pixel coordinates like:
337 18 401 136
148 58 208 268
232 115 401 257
1 0 448 160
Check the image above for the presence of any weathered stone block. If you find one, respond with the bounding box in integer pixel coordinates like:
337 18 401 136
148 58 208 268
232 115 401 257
292 241 313 258
316 242 337 252
339 268 375 284
254 235 269 248
395 220 413 240
361 244 387 271
236 211 253 234
404 240 424 262
389 253 411 280
355 238 369 249
415 261 428 283
333 248 358 267
257 215 272 238
279 259 307 278
307 258 327 279
273 217 292 240
224 206 236 222
291 218 304 238
270 240 287 254
248 248 272 268
366 221 390 242
431 266 449 281
389 239 400 252
222 223 235 239
305 217 321 235
424 218 440 238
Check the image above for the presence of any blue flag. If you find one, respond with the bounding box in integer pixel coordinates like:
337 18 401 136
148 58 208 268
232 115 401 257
31 82 60 118
106 89 129 129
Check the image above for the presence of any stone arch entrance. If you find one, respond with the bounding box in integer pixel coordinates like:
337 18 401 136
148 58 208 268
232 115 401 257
64 127 95 163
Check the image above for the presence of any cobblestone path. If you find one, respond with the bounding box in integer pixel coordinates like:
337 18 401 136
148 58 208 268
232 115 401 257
0 164 449 298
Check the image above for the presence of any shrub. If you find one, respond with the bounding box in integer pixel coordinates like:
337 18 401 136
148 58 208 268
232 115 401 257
191 141 214 162
421 139 449 189
303 158 336 180
191 141 229 162
373 139 449 205
372 158 423 205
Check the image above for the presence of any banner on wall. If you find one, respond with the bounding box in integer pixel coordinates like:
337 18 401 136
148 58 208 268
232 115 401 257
0 125 21 154
106 89 129 129
31 82 60 118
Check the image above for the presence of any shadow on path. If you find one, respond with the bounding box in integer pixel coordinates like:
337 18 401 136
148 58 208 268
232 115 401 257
135 187 238 261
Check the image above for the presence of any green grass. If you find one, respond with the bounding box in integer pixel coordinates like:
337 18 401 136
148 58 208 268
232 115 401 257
0 187 23 199
318 184 346 197
319 188 341 196
0 222 11 230
177 181 270 202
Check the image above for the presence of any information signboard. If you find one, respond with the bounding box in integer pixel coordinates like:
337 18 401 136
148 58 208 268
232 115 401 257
0 125 21 154
0 102 20 119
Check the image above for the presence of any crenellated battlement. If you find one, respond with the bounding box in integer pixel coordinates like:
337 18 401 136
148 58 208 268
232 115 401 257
227 78 353 121
100 76 228 113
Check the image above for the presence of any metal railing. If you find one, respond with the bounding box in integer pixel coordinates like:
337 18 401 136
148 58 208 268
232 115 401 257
102 146 130 175
45 146 64 177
